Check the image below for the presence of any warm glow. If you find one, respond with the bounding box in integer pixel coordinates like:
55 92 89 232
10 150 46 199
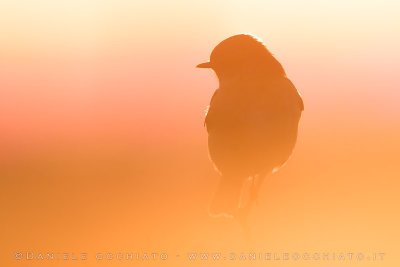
1 1 399 266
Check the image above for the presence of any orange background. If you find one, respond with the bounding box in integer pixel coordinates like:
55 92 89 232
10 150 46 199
1 1 399 266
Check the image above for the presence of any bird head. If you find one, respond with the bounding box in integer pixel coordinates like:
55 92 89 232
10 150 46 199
197 34 285 86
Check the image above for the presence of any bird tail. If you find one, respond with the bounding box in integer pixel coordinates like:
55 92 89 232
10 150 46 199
209 175 244 218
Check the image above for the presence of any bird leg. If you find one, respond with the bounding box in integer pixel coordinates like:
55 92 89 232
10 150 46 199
234 174 266 225
250 174 265 206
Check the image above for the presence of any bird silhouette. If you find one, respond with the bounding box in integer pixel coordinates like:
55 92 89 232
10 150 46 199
197 34 304 225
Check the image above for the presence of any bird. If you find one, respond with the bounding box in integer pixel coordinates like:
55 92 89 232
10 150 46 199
197 34 304 224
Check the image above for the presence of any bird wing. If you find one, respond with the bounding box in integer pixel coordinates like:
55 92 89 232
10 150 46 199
285 78 304 111
204 89 220 130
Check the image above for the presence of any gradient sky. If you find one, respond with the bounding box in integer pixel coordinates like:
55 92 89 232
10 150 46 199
1 1 400 266
1 0 399 148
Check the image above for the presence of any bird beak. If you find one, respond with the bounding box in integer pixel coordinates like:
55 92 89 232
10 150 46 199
196 61 212 68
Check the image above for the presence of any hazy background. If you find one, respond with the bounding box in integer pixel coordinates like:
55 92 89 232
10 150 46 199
1 0 399 266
